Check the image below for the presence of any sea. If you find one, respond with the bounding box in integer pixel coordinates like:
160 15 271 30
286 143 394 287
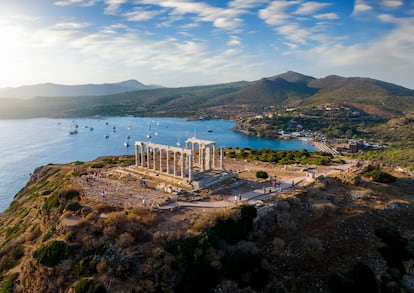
0 117 314 211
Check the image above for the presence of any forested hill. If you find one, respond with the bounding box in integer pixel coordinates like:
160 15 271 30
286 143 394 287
0 80 160 99
0 71 413 118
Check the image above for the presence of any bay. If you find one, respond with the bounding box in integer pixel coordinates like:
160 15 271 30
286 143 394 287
0 117 314 211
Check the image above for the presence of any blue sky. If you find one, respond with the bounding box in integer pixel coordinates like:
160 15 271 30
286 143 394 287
0 0 413 89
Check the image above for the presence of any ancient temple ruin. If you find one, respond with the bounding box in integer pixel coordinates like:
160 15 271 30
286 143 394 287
134 137 225 185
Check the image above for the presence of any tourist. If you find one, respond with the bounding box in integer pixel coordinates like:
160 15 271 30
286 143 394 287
143 197 147 206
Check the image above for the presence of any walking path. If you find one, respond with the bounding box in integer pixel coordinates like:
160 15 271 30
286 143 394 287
157 175 311 210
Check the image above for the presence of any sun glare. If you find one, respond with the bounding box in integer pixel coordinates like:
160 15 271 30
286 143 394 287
0 25 27 87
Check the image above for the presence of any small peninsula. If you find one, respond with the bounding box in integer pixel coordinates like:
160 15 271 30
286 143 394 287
0 149 413 292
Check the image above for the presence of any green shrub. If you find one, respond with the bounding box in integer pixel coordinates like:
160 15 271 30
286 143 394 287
73 168 88 177
43 189 80 212
363 170 396 183
43 193 60 211
256 170 269 180
77 256 98 276
65 201 82 212
0 273 18 293
74 278 106 293
211 205 257 244
328 263 377 293
41 190 52 196
223 250 268 290
375 227 410 274
61 189 80 200
0 244 24 274
32 240 71 267
41 230 53 242
90 163 105 169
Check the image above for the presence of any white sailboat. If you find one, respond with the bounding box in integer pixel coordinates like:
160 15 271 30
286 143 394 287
124 129 130 147
146 123 152 140
69 120 78 135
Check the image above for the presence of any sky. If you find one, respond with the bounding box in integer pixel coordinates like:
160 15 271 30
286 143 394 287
0 0 413 89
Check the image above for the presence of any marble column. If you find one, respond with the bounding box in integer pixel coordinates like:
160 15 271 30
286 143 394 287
200 147 205 171
181 153 185 178
159 149 163 172
140 143 145 167
220 147 225 170
153 148 157 170
188 154 193 182
173 152 177 176
135 144 139 166
166 150 170 175
147 145 150 169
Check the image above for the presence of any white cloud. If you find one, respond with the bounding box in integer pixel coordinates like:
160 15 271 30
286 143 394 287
0 20 265 87
228 0 269 10
124 8 163 22
104 0 128 14
297 18 414 89
378 14 395 23
54 0 98 6
227 35 242 46
54 22 91 29
381 0 403 8
314 12 339 20
259 1 299 25
135 0 250 30
54 0 82 6
276 23 310 44
259 1 336 45
294 2 331 15
352 0 373 15
284 42 298 49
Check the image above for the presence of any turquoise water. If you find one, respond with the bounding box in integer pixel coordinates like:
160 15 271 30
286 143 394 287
0 117 313 211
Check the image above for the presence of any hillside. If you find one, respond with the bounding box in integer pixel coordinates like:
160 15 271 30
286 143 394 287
0 71 413 119
0 156 413 292
0 80 160 99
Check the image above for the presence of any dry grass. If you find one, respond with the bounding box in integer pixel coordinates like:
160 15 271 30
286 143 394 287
193 207 241 231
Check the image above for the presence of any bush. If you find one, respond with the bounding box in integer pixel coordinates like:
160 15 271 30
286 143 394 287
74 278 106 293
41 230 53 242
90 163 105 169
375 227 410 274
0 273 18 293
328 262 377 293
211 205 257 244
65 201 82 211
0 244 24 274
223 250 268 290
256 170 268 180
363 169 396 183
43 193 60 211
32 240 72 267
61 189 80 200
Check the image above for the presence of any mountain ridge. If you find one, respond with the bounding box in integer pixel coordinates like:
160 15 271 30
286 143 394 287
0 71 413 118
0 79 161 99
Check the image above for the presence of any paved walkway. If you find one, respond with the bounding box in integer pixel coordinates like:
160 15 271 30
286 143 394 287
157 175 311 210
